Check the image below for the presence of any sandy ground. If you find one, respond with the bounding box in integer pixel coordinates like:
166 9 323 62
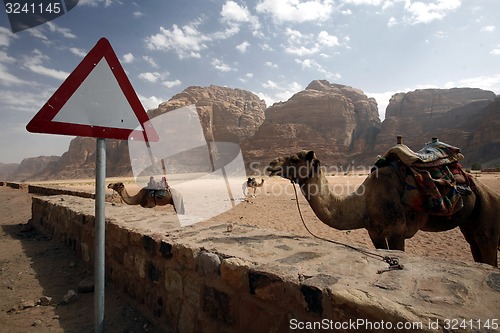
0 172 499 332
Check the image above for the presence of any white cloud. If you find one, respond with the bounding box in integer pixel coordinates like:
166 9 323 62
480 25 495 32
262 80 278 89
0 27 17 47
256 0 334 23
239 72 254 83
123 53 135 63
343 0 383 5
366 90 397 119
491 46 500 55
445 75 500 93
78 0 120 7
259 80 303 104
162 80 182 88
27 28 50 43
142 56 158 68
317 31 339 47
221 0 260 31
133 11 144 17
0 89 49 112
69 47 86 57
236 41 250 53
284 28 318 55
284 28 339 56
211 58 236 72
387 16 398 27
265 61 278 68
138 72 162 83
295 58 341 79
285 45 320 56
138 94 165 111
403 0 461 24
145 23 212 59
0 64 29 86
0 51 16 64
23 49 68 80
46 22 76 38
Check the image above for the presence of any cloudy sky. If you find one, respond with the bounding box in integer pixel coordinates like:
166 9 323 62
0 0 499 164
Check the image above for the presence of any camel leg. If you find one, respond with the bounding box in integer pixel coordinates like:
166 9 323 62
368 230 405 251
459 226 498 267
367 230 389 250
386 235 405 251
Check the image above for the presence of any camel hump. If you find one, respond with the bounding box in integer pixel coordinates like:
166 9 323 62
382 138 464 167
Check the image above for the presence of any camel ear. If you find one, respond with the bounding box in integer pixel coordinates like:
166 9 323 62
306 151 316 161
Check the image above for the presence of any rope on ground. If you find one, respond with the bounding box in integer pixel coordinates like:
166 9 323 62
291 182 404 274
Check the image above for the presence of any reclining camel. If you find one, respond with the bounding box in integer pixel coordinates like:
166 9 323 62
268 150 500 267
107 182 185 215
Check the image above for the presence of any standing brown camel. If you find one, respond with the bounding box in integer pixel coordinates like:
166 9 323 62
107 182 185 215
242 178 264 197
268 150 500 267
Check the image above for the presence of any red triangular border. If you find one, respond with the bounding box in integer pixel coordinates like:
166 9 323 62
26 37 158 142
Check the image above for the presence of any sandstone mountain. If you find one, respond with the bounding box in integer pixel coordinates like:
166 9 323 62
0 162 20 180
4 82 499 181
242 80 381 169
5 156 59 181
373 88 498 167
149 85 266 144
6 85 266 180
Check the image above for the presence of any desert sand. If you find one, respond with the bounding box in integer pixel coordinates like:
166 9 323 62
0 172 499 332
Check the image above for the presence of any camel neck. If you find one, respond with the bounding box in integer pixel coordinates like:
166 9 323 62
298 172 366 230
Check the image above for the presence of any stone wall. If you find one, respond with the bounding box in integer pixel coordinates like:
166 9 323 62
28 192 500 332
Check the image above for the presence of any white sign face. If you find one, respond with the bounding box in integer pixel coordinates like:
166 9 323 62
53 58 142 130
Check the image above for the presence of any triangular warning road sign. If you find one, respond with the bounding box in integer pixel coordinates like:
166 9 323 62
26 37 158 142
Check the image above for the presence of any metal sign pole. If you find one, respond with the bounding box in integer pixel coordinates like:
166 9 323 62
94 137 106 333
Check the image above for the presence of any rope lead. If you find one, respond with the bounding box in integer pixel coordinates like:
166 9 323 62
291 181 404 274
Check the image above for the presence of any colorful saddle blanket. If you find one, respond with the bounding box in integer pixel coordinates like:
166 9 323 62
382 140 464 167
376 139 472 216
147 189 168 199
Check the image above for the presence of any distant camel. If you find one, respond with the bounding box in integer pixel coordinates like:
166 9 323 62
242 177 264 197
268 150 500 267
107 182 185 214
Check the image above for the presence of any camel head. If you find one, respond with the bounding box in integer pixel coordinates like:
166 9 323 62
267 150 321 183
107 182 125 192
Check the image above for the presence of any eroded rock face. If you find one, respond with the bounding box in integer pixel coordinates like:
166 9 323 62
150 85 266 144
8 84 499 180
243 80 381 169
373 88 497 166
23 137 132 180
6 156 59 181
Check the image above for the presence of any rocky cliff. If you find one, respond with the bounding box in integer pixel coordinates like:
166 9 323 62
0 162 19 180
373 88 497 166
242 80 381 169
8 86 266 180
5 83 499 181
18 137 131 181
6 156 59 181
150 85 266 144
